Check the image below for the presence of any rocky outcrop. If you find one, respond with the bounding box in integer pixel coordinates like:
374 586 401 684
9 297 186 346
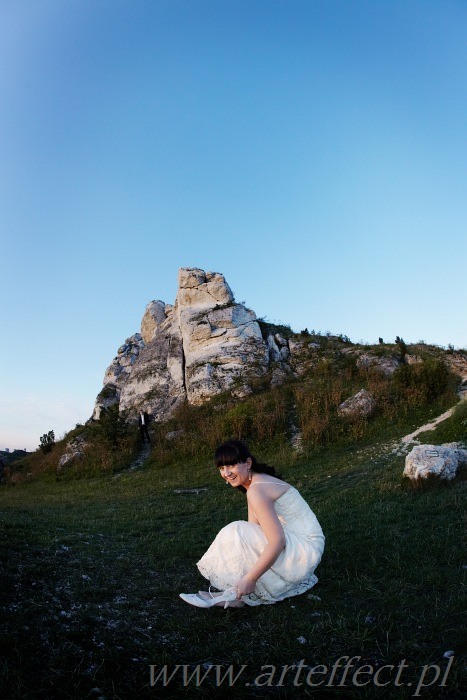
444 353 467 394
177 268 269 404
140 300 167 343
337 389 376 419
118 304 186 420
288 338 321 376
57 435 89 471
92 334 145 420
103 334 145 390
93 268 278 422
92 383 120 421
356 353 402 377
403 444 467 481
91 268 466 435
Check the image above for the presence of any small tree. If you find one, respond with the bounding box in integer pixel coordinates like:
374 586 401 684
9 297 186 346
99 405 129 448
39 430 55 454
395 337 407 360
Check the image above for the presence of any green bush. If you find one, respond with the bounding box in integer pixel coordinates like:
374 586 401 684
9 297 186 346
393 359 454 405
97 405 130 447
257 318 294 340
39 430 55 454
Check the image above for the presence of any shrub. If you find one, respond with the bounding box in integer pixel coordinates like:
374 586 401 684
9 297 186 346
257 319 294 341
395 337 407 360
417 358 453 401
95 405 130 448
39 430 55 454
393 359 454 405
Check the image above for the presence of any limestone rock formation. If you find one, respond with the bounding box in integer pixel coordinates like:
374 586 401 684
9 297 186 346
93 268 277 422
356 353 402 376
403 444 463 481
444 352 467 395
118 303 186 420
104 334 145 389
287 338 321 376
93 383 119 421
141 300 167 343
177 268 269 405
57 435 89 471
92 333 145 420
337 389 376 419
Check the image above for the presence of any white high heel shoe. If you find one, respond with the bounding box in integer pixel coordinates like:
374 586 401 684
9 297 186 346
179 587 237 609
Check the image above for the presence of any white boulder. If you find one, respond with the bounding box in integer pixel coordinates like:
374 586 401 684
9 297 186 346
404 445 460 481
337 389 376 418
57 435 88 471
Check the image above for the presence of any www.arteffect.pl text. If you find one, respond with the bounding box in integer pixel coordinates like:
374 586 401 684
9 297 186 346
149 654 455 696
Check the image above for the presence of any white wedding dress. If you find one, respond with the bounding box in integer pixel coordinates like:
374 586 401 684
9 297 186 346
197 485 325 606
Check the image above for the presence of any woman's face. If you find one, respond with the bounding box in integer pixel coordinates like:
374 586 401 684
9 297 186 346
219 458 252 487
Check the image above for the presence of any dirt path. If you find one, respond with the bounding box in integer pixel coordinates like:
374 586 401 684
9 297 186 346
400 382 467 447
400 405 461 445
113 441 152 478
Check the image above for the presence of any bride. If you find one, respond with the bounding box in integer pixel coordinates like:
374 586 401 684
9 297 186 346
180 440 325 609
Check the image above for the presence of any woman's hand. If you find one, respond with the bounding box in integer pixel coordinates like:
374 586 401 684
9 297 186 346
235 574 257 599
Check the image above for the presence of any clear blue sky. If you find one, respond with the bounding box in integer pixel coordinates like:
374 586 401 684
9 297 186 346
1 0 466 451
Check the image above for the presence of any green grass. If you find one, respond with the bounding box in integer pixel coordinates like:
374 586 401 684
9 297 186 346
1 401 466 699
416 400 467 446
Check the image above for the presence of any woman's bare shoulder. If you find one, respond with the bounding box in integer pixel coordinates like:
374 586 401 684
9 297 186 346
250 475 289 487
248 476 290 501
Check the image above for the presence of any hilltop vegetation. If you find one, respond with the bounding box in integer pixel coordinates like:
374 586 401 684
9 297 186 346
9 334 464 483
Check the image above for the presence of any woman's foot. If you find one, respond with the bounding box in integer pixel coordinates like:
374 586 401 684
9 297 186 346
179 587 238 609
197 591 246 608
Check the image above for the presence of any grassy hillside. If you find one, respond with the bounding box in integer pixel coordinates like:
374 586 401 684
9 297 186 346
1 340 465 699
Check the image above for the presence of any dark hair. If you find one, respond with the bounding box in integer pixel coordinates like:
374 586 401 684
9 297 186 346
214 440 278 492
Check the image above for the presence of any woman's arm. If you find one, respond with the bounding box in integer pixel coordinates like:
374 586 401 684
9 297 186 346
235 488 286 598
247 501 259 524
